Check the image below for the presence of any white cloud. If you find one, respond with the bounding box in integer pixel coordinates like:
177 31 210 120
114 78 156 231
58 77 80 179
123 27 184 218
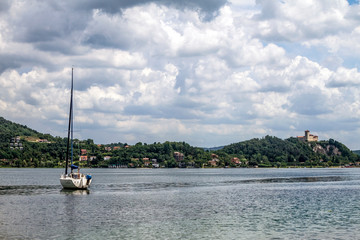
1 0 360 149
253 0 351 41
327 67 360 87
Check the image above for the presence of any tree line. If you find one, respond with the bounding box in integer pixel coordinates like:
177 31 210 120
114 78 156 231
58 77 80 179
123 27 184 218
0 117 359 168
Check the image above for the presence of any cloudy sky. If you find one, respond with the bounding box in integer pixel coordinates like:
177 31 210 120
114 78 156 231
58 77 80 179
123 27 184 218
1 0 360 149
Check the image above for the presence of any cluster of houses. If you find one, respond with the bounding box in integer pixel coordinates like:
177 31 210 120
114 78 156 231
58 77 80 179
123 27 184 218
108 157 160 168
208 154 245 167
102 145 130 152
9 136 52 151
173 152 244 168
80 145 125 166
79 149 97 162
130 158 160 168
9 136 23 150
79 145 132 163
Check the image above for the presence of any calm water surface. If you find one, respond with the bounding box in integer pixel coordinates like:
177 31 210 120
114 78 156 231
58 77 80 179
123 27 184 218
1 168 360 239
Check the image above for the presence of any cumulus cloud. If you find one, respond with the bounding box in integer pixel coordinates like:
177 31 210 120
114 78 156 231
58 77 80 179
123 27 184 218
327 67 360 87
1 0 360 149
253 0 351 41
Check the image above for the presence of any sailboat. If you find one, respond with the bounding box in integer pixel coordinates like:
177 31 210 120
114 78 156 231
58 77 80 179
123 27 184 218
60 68 92 189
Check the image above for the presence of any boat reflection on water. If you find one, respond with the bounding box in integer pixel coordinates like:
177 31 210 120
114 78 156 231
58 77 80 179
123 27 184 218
60 188 90 195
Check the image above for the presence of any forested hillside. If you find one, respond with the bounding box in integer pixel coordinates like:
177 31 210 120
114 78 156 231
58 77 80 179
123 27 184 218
0 117 56 143
0 116 359 168
218 136 359 167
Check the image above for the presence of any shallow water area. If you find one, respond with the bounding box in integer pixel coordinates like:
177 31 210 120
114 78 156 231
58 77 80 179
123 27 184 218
1 168 360 239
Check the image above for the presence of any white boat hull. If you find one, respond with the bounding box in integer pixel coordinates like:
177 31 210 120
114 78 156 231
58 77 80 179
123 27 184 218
60 173 92 190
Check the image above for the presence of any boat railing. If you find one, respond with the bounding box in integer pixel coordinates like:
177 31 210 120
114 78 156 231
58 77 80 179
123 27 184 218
61 173 88 179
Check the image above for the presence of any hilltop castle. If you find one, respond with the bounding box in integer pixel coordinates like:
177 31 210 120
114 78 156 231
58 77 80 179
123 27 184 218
297 130 318 142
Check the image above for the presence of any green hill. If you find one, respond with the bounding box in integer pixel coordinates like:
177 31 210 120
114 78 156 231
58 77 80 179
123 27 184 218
0 117 56 143
0 116 359 168
0 117 68 167
217 135 359 167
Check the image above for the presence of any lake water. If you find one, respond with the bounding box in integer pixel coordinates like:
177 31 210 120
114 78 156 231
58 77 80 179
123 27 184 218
1 168 360 239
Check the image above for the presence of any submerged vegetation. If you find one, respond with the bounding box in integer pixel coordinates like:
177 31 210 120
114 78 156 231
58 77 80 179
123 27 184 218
0 117 359 168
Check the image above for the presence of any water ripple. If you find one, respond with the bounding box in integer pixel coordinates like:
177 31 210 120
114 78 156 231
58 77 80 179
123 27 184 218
0 185 59 195
223 175 347 184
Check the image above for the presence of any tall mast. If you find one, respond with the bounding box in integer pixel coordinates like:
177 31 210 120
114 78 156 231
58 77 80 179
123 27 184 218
71 73 74 167
65 68 74 175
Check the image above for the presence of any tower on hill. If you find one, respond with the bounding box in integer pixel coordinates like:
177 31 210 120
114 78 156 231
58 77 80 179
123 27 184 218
298 130 318 142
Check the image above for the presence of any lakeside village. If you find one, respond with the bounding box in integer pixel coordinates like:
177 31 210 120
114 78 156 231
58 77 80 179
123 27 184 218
5 130 360 168
107 130 322 168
